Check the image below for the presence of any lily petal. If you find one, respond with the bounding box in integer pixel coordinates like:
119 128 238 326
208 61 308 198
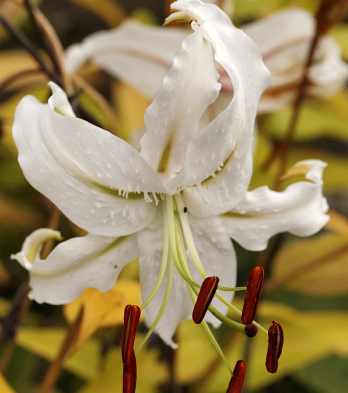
13 83 166 237
242 8 348 112
308 36 348 98
188 215 236 328
166 0 271 209
65 20 187 100
140 26 221 182
221 160 329 252
11 229 138 304
137 209 191 348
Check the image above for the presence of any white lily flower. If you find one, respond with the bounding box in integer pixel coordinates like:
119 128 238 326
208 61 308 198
12 1 328 349
65 7 348 113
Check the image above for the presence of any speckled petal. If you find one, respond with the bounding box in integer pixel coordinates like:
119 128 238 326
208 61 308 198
165 1 271 205
221 160 329 251
65 19 188 100
13 83 166 237
137 209 192 348
140 26 221 183
11 229 138 304
188 215 236 328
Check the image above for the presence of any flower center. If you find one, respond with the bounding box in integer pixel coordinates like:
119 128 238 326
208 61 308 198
134 194 267 372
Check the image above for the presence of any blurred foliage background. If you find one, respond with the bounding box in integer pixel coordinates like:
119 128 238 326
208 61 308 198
1 0 348 392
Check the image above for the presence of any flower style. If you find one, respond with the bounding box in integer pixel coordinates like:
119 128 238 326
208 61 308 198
65 7 348 114
12 0 328 349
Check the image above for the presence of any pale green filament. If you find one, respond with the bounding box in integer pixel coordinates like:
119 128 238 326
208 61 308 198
140 202 169 312
175 193 267 334
187 285 233 375
135 253 174 355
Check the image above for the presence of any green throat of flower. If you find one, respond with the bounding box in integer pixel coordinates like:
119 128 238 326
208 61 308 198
134 193 267 373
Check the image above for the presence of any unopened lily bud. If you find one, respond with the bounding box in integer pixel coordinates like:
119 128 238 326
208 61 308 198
226 360 246 393
192 276 220 324
266 320 284 374
122 305 141 393
241 266 264 325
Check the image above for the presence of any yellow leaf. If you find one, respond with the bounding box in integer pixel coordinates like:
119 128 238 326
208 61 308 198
0 297 10 317
251 144 348 192
112 82 150 143
199 300 348 392
263 93 348 144
177 320 217 384
325 210 348 237
331 24 348 60
0 50 44 91
65 0 125 28
17 327 100 379
0 85 49 154
64 280 141 352
77 335 168 393
0 193 45 230
17 326 168 392
0 374 16 393
268 233 348 296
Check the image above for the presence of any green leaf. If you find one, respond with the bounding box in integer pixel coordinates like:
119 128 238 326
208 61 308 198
269 233 348 296
262 93 348 144
293 355 348 393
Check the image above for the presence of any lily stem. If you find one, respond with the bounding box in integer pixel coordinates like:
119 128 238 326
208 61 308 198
0 11 60 85
262 9 322 189
38 308 84 393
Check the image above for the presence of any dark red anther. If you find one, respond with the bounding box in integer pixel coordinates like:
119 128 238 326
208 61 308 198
192 276 220 324
122 305 141 363
123 352 137 393
266 320 284 374
241 266 264 325
122 305 141 393
226 360 246 393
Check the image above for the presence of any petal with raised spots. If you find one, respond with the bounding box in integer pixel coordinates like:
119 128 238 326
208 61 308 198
140 26 221 182
166 1 271 207
13 84 166 237
11 229 138 304
221 160 329 252
188 215 236 328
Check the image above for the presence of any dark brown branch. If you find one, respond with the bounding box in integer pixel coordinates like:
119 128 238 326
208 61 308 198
0 11 60 85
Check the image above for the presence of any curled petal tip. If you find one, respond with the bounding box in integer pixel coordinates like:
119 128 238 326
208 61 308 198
266 320 284 374
163 11 192 26
192 276 220 324
226 360 246 393
242 266 264 325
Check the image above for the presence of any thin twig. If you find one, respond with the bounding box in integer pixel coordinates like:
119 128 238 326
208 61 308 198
38 308 84 393
0 67 43 92
0 283 31 373
0 11 60 85
263 31 320 188
41 205 61 259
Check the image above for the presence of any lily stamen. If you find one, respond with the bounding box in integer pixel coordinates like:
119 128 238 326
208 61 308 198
192 276 220 324
241 266 264 325
226 360 246 393
266 320 284 373
122 305 141 393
